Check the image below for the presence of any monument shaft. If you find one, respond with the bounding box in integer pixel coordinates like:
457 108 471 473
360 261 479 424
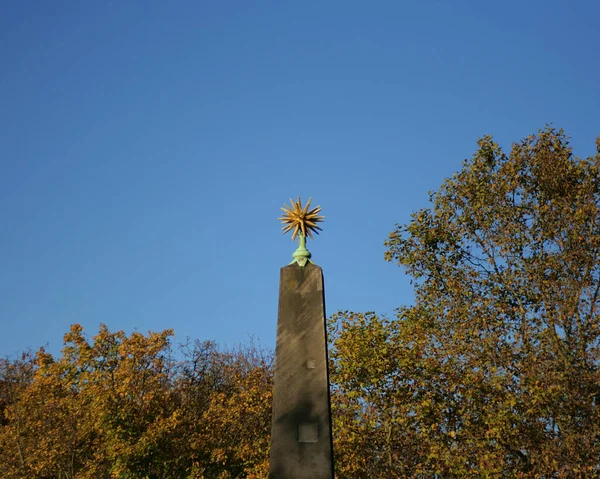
269 262 334 479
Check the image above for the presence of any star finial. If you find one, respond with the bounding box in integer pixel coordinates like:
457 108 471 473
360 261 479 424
278 197 325 266
278 197 325 241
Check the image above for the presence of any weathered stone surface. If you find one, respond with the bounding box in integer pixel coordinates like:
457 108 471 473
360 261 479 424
269 262 334 479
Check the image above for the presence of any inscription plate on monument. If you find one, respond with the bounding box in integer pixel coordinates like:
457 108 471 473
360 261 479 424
298 422 318 443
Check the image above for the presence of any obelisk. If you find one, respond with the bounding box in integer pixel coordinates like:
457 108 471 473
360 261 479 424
270 198 334 479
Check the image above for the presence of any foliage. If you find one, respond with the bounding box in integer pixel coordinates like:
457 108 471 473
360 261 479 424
178 340 273 478
0 327 273 479
376 127 600 476
328 310 432 477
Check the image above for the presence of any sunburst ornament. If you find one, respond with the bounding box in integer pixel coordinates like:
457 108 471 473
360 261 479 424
278 197 325 241
278 197 325 266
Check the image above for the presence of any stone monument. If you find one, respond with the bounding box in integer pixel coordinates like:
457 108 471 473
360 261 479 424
269 197 334 479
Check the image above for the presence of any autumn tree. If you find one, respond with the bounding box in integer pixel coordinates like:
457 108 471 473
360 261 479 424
0 326 273 479
176 340 273 478
0 324 182 478
329 127 600 477
328 311 432 477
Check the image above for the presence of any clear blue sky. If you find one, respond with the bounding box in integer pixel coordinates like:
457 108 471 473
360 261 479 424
1 1 599 358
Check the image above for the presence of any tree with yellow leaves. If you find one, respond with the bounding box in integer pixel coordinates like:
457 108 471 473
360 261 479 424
328 127 600 477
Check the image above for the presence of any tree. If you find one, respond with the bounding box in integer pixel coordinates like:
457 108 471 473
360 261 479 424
328 311 431 478
376 127 600 476
0 324 185 479
175 339 273 478
0 326 274 479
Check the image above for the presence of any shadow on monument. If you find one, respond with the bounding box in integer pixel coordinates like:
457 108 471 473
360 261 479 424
270 392 334 478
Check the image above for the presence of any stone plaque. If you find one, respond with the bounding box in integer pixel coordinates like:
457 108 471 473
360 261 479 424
298 422 318 443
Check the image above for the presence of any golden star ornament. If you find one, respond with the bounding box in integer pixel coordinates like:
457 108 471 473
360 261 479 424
278 197 325 241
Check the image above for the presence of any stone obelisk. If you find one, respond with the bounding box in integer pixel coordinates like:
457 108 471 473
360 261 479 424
270 198 334 479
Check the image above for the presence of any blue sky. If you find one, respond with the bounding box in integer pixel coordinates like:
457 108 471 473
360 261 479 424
1 1 599 358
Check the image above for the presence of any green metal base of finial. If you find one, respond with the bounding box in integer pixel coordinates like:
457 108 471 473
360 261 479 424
290 234 314 267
